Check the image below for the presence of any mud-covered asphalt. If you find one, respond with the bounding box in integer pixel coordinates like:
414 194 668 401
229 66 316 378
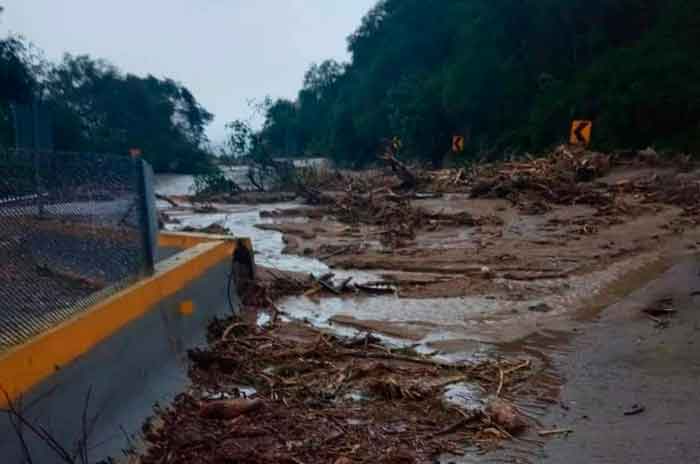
532 257 700 463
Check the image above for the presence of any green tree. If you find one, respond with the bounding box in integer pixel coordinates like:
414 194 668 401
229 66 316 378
256 0 697 166
0 35 36 146
45 54 213 172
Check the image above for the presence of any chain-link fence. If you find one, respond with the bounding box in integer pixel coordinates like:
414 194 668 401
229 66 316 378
0 148 157 350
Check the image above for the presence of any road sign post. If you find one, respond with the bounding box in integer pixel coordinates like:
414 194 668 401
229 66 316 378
570 120 592 146
452 135 465 153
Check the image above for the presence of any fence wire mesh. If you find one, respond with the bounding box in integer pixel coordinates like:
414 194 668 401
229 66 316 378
0 148 155 350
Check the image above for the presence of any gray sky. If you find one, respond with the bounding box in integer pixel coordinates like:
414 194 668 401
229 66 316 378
1 0 375 144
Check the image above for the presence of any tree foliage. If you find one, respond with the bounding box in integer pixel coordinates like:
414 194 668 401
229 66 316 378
44 54 213 172
0 30 213 173
0 36 36 146
257 0 700 166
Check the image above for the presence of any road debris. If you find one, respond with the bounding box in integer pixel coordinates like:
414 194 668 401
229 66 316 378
182 223 231 235
642 297 677 328
148 147 700 462
528 303 553 313
623 404 646 416
642 297 677 317
140 308 549 464
537 428 574 437
199 398 263 420
485 397 527 433
297 187 499 249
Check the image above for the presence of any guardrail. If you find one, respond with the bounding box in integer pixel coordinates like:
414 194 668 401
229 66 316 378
0 148 157 350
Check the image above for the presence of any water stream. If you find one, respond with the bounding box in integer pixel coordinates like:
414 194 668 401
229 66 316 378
155 173 568 362
155 173 665 362
157 174 501 361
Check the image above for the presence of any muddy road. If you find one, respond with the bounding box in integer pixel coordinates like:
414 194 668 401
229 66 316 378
152 152 700 463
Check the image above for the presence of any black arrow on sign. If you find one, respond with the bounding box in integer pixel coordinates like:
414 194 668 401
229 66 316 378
574 121 590 144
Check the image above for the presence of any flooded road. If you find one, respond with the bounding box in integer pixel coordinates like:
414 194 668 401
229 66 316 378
155 173 678 361
157 169 351 275
153 170 700 463
156 174 504 360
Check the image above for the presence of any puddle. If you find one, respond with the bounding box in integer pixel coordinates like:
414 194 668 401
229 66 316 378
343 390 369 403
279 293 526 359
281 293 526 326
443 382 484 411
256 311 271 327
201 386 257 401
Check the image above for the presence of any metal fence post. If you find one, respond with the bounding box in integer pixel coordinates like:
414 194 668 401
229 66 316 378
32 98 44 217
0 149 163 350
138 159 158 274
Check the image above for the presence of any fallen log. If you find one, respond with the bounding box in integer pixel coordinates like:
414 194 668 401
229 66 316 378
318 277 341 295
355 282 396 295
537 428 574 437
338 277 353 292
199 398 263 420
380 152 417 189
156 193 180 207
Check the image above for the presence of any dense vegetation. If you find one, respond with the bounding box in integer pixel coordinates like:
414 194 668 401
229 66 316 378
0 15 213 172
256 0 700 167
5 2 698 171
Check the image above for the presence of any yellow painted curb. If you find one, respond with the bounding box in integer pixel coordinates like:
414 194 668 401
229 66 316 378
159 231 253 253
0 238 235 407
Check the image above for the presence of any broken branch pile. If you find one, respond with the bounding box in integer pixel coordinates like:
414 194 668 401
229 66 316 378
613 171 700 208
420 146 700 223
141 318 541 464
239 266 313 308
300 187 499 248
466 146 613 207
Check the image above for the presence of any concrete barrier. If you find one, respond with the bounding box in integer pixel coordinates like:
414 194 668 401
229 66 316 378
0 231 252 463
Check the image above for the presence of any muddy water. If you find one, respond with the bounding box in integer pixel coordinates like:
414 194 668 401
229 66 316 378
157 175 497 359
156 175 486 351
155 166 254 196
165 202 331 274
157 169 367 274
155 175 672 361
156 175 378 277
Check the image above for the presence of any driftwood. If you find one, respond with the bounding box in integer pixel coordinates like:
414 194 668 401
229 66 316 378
247 166 266 192
337 277 353 292
355 282 396 295
318 277 341 295
310 273 354 295
380 152 417 189
537 428 574 437
297 183 334 206
156 193 180 207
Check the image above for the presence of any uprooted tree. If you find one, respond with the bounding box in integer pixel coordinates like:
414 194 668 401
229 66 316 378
219 117 300 193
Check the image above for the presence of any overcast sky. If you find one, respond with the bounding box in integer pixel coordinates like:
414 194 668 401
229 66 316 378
1 0 376 144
